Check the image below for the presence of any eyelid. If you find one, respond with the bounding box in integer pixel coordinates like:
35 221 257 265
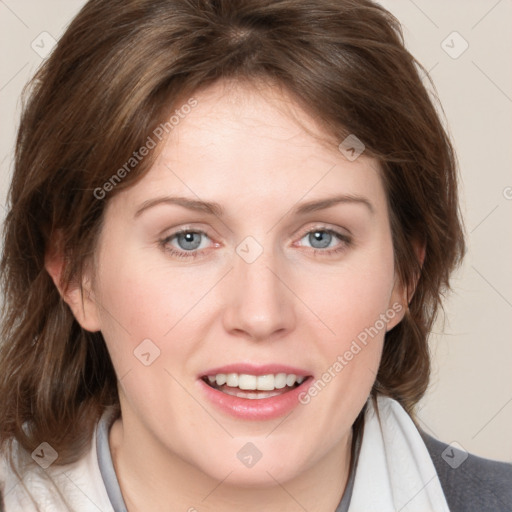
158 222 212 238
293 223 351 243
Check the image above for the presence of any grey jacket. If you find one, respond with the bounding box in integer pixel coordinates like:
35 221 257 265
421 430 512 511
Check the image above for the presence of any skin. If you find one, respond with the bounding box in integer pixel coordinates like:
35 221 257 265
48 79 410 511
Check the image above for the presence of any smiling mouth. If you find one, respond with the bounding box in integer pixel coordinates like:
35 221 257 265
201 372 309 400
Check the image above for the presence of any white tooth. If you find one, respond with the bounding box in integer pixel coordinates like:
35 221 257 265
238 374 257 390
274 373 287 389
215 372 304 390
286 374 297 387
256 374 275 391
226 373 238 387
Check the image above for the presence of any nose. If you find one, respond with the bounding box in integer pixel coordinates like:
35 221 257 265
221 244 296 342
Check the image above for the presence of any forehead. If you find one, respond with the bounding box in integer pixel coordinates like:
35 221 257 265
108 79 386 218
171 79 343 158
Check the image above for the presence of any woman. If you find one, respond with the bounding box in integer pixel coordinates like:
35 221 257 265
0 0 510 510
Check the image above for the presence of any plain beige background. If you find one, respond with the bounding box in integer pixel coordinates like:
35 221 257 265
0 1 510 463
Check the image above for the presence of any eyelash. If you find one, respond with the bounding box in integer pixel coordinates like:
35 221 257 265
159 226 352 260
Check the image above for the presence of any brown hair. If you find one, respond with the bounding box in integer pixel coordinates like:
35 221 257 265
0 0 465 465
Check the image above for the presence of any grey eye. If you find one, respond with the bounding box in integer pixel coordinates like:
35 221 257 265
176 232 203 250
308 230 333 249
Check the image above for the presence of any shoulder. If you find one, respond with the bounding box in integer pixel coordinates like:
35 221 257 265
0 431 114 512
0 439 61 511
419 429 512 512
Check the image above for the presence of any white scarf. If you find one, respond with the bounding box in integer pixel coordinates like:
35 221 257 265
349 395 450 512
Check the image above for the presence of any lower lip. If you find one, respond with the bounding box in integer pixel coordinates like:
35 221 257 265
198 378 312 420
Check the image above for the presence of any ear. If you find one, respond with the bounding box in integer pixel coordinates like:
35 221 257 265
44 231 102 332
386 239 426 331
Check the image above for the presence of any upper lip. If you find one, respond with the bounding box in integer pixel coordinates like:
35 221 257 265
199 363 312 378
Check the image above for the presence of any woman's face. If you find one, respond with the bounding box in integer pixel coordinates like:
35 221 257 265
82 80 405 486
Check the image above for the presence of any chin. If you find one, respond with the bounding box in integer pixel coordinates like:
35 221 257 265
196 440 311 488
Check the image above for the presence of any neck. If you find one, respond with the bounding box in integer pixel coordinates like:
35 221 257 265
109 414 353 512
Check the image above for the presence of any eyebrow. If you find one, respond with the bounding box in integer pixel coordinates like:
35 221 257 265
134 193 374 219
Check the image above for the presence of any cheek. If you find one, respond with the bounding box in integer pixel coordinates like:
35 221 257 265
92 245 221 380
299 242 396 349
91 256 203 428
295 238 396 405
